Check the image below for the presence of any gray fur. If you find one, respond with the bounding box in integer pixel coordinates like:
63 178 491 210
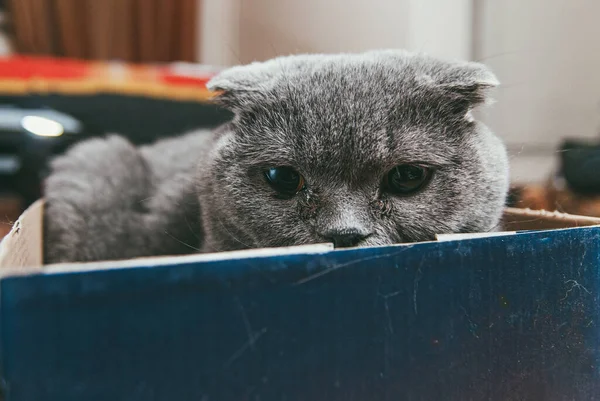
43 50 509 264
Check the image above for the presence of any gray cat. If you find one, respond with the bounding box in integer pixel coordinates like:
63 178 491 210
43 50 509 264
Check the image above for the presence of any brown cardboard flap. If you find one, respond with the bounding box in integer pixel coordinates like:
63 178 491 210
0 201 599 272
502 207 600 231
0 200 44 271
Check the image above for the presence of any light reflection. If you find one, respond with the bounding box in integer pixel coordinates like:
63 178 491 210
21 115 65 137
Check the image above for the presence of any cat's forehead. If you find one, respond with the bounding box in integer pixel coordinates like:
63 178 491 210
243 95 459 181
248 66 459 171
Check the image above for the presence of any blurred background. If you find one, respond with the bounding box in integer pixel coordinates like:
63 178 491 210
0 0 599 235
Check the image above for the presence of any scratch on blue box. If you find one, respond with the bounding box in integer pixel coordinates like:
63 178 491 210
1 226 600 400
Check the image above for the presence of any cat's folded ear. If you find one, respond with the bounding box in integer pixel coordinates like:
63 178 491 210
206 59 291 111
421 60 500 115
207 65 261 110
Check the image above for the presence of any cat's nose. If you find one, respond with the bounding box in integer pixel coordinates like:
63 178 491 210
322 229 371 248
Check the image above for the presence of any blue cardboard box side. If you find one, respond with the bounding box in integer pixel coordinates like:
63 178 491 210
1 203 600 400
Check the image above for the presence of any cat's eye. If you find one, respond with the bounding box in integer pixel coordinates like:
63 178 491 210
385 164 432 195
264 167 305 197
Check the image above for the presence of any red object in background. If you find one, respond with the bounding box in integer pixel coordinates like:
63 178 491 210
0 56 218 102
0 56 89 80
0 56 217 90
157 64 217 88
159 73 211 88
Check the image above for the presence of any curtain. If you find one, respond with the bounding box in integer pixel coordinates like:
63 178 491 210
8 0 198 62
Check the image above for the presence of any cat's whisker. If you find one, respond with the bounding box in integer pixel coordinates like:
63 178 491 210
163 231 201 252
183 213 202 241
216 216 253 248
169 199 203 241
202 243 224 253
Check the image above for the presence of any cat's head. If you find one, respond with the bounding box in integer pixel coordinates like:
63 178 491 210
197 50 509 252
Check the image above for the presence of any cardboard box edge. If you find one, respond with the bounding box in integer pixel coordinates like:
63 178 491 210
2 200 600 276
0 200 44 273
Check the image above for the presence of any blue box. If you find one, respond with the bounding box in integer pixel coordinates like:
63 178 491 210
0 201 600 401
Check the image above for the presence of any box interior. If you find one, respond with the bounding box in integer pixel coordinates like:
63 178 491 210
1 200 600 274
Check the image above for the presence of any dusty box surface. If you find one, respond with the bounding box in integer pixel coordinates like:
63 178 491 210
0 201 599 400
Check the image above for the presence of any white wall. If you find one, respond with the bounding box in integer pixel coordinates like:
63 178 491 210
407 0 473 61
236 0 411 62
475 0 600 182
198 0 241 66
200 0 473 65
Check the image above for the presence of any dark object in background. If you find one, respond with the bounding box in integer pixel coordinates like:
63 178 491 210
0 94 232 207
0 94 232 146
559 139 600 194
505 186 523 208
0 105 87 207
507 140 600 215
